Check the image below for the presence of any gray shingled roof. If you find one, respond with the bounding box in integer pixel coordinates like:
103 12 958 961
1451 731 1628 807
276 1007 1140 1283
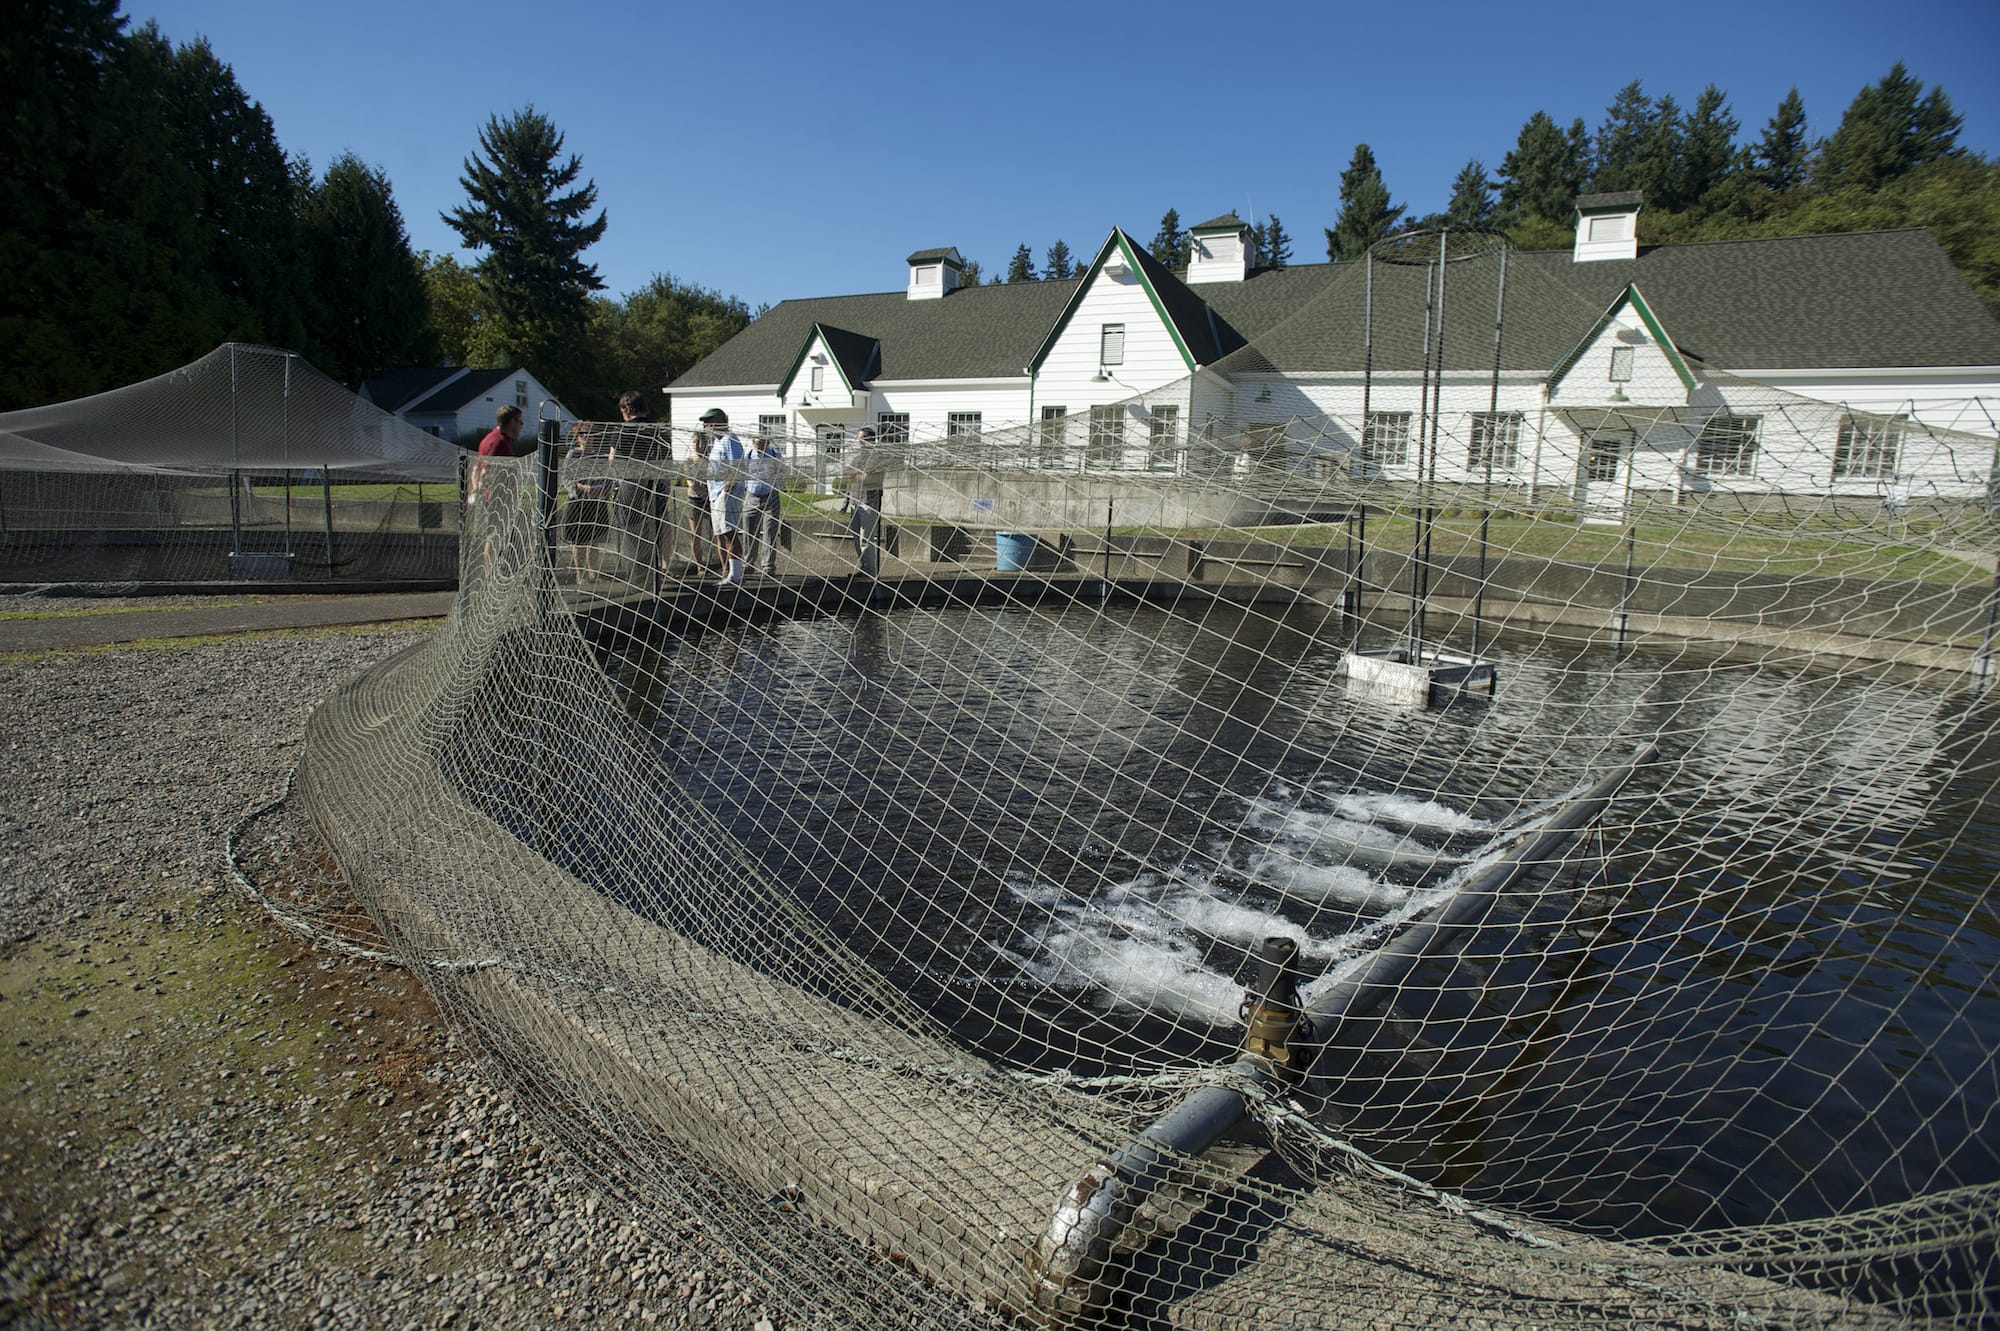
409 368 515 414
671 229 2000 390
1576 191 1645 211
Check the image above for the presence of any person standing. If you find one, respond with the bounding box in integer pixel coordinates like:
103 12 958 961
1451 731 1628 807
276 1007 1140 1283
743 429 785 578
700 407 747 585
477 404 528 456
846 426 885 577
614 389 672 586
682 431 714 577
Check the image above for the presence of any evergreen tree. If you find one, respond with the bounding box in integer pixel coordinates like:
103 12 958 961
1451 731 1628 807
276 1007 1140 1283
300 153 437 385
1634 92 1686 210
1043 239 1075 280
1326 143 1405 261
167 37 313 357
1817 63 1963 192
1498 112 1588 226
1005 243 1038 283
1148 209 1189 270
1592 80 1653 193
1680 85 1742 213
442 105 607 396
1447 160 1494 227
1754 88 1813 195
1259 213 1292 268
958 259 984 287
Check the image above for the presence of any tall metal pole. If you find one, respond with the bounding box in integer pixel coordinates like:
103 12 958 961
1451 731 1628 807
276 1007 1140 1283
228 345 242 560
1472 242 1507 660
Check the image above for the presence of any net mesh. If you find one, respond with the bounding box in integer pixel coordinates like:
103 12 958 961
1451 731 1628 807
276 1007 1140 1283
0 344 464 586
285 350 1998 1328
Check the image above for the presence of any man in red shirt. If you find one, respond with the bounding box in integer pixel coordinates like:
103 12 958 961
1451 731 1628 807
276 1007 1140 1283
478 405 528 456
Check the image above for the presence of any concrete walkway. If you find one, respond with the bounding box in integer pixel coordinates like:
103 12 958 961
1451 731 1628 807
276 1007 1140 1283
0 591 458 653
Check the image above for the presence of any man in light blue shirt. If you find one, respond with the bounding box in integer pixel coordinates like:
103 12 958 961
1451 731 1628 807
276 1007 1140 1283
699 408 747 585
744 430 785 578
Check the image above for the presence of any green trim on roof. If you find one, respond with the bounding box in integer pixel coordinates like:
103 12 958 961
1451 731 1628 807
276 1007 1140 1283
1547 284 1696 398
1025 229 1197 377
776 323 864 400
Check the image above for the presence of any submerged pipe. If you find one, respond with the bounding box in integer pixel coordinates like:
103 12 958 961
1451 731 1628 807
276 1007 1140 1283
1024 747 1656 1327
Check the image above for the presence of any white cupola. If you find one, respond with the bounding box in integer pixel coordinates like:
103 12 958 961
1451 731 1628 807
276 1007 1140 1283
1186 214 1251 285
906 247 964 300
1573 192 1643 263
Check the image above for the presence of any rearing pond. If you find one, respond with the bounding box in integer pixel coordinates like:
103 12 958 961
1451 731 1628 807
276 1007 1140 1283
588 598 1997 1261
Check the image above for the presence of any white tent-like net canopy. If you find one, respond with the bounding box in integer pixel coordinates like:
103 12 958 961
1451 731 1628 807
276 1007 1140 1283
262 346 2000 1329
0 344 463 587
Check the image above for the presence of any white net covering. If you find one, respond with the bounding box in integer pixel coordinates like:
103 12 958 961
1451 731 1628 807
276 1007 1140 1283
293 360 1998 1328
0 344 463 586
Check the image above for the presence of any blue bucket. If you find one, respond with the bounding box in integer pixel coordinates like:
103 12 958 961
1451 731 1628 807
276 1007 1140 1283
994 530 1037 572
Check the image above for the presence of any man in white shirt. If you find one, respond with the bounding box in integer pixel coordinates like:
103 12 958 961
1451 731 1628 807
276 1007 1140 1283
743 430 785 578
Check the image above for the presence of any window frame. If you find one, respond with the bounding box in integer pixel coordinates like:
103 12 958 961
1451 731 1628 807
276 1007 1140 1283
1037 406 1068 468
946 411 983 439
1467 410 1523 473
1361 411 1412 467
1099 323 1125 367
1832 413 1904 481
1693 413 1761 477
875 413 910 445
1087 403 1124 468
1146 404 1180 471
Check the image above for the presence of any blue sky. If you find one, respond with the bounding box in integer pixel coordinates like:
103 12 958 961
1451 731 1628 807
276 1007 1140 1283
130 0 2000 312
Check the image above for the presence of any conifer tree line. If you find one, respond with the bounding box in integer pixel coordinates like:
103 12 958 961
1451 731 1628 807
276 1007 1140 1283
6 9 1995 415
3 1 752 417
1127 67 1995 314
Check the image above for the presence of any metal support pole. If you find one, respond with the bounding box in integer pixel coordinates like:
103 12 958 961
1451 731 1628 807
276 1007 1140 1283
322 470 338 579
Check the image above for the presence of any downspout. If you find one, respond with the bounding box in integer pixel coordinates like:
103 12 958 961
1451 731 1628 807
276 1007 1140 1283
1025 745 1656 1326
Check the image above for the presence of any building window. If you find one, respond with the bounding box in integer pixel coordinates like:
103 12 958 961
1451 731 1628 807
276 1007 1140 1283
1362 411 1411 466
1833 413 1904 480
1587 215 1628 242
1585 437 1622 483
1100 324 1125 367
946 411 982 438
758 414 786 448
810 365 825 393
1037 406 1068 467
1467 411 1523 472
1147 404 1180 471
1088 404 1124 467
1694 413 1760 476
875 413 909 445
515 380 528 408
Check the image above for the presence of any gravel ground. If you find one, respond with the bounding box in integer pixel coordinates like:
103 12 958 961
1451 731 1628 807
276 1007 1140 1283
0 611 787 1330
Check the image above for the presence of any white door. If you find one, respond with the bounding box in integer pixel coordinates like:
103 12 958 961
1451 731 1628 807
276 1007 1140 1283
1579 434 1629 523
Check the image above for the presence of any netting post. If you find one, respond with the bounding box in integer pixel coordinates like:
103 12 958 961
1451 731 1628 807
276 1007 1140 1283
536 410 562 571
321 470 337 580
1977 562 2000 684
